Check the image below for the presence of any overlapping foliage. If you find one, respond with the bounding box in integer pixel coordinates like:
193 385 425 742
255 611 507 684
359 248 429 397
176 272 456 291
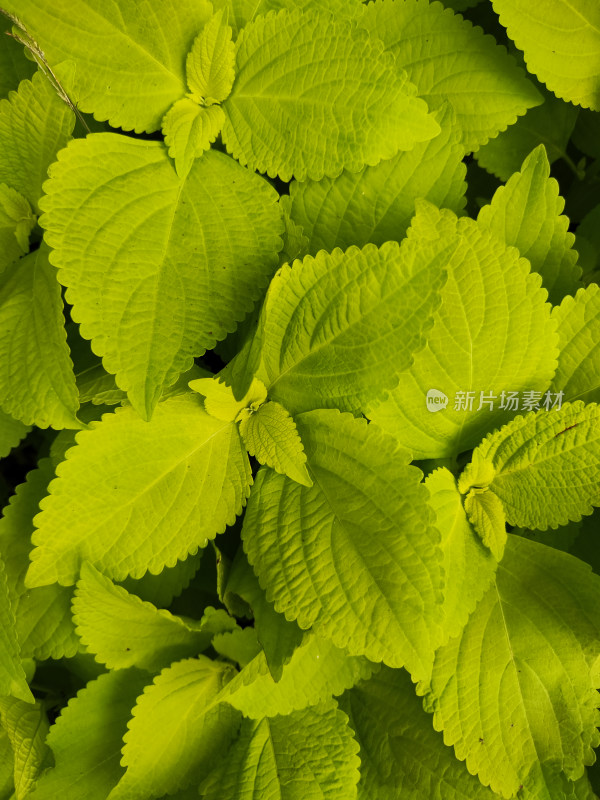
0 1 599 798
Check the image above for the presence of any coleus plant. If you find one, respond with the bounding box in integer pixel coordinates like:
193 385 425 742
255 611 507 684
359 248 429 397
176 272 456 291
0 0 599 799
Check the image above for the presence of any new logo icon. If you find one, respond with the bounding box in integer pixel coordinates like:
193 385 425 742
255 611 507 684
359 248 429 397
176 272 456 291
426 389 448 412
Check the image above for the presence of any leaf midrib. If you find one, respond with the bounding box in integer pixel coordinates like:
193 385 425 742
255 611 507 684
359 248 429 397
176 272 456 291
31 1 185 88
491 412 600 482
266 260 442 400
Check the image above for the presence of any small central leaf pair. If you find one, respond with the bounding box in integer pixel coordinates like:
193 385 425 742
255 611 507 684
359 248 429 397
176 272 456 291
163 11 235 177
457 452 506 561
190 376 312 487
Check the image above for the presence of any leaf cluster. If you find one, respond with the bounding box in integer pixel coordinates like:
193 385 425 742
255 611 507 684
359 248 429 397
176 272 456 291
0 1 599 799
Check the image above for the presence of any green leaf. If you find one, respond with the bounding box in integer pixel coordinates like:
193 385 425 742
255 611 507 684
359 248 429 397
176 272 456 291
0 697 50 800
477 144 582 303
221 8 440 181
551 284 600 405
289 103 466 255
243 409 444 680
573 108 600 162
221 631 376 718
40 134 283 420
193 606 239 638
0 554 32 703
48 407 108 468
492 0 600 109
0 458 78 660
71 338 209 412
0 184 34 269
68 331 125 407
575 204 600 278
186 10 235 105
0 245 80 429
73 562 220 671
0 727 14 799
340 666 503 800
1 0 213 132
225 547 304 681
31 669 149 800
0 411 29 459
212 627 261 667
152 364 213 404
514 517 584 555
242 233 450 416
199 704 360 800
463 488 507 561
239 401 312 487
520 765 598 800
75 370 125 406
27 393 252 587
425 468 498 642
459 401 600 530
214 544 239 600
211 0 366 37
190 376 267 422
162 100 224 178
0 66 74 211
219 313 268 404
475 87 579 181
368 204 558 459
359 0 542 152
109 657 240 800
424 535 600 797
0 17 35 98
278 195 309 267
119 551 202 609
